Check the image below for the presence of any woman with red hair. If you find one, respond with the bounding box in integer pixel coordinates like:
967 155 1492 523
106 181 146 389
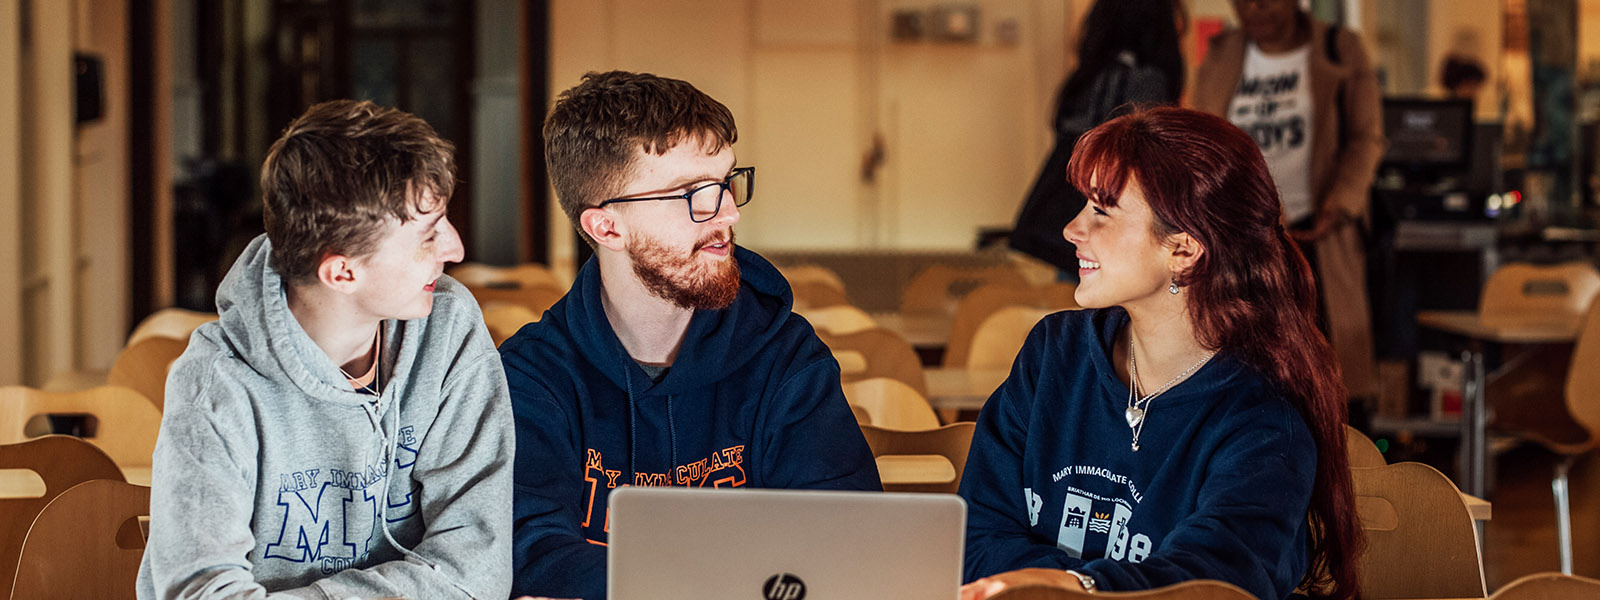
959 106 1360 600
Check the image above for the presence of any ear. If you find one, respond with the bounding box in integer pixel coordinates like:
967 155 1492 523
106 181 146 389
581 206 626 252
316 253 361 294
1167 232 1205 276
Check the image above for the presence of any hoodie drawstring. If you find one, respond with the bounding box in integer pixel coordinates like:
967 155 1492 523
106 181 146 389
365 367 481 599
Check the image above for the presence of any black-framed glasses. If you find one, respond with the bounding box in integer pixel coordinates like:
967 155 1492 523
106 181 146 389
598 166 755 223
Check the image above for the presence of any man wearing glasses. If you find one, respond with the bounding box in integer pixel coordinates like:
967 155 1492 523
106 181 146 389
500 71 881 600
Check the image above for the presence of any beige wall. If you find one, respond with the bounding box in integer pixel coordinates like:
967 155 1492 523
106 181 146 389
75 0 132 375
0 0 21 385
547 0 1075 271
2 1 135 386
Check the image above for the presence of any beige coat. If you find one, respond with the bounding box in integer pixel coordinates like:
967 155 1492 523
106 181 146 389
1191 16 1386 398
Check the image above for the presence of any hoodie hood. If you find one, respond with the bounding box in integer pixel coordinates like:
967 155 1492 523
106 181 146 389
548 245 794 396
214 234 419 408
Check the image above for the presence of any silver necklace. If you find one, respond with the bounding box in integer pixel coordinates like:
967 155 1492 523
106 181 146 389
338 326 383 397
1125 342 1215 452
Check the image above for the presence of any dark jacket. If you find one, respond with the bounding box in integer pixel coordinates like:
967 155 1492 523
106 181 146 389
501 246 881 600
959 308 1316 600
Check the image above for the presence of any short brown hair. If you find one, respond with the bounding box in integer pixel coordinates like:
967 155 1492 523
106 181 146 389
543 71 737 245
261 99 455 284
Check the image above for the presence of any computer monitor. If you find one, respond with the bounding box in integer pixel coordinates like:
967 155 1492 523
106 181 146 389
1381 98 1474 170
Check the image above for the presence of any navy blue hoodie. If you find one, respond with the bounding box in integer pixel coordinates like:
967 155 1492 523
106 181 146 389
500 246 881 600
959 308 1315 599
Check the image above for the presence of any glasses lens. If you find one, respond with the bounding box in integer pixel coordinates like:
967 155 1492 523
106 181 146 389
731 169 753 207
688 182 724 222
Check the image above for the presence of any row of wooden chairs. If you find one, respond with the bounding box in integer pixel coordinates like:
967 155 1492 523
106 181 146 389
1 436 149 599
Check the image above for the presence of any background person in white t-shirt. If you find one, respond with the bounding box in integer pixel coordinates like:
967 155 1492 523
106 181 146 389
1190 0 1386 414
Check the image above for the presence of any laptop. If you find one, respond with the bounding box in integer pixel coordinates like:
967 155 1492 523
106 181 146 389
607 487 966 600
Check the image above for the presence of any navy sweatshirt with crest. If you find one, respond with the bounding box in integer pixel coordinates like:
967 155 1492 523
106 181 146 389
959 308 1316 600
500 246 881 600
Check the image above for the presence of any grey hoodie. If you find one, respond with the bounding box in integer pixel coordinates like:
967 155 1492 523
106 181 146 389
137 235 513 599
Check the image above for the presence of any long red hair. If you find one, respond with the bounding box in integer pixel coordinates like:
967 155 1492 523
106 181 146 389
1067 106 1361 600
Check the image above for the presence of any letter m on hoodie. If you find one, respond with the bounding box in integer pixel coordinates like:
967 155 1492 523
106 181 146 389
263 474 378 564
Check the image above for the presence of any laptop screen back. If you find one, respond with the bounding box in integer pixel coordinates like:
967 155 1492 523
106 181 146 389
607 487 965 600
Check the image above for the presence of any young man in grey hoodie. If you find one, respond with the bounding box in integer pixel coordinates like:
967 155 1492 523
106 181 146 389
137 100 513 599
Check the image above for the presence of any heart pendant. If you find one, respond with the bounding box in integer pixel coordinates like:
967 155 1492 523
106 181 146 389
1124 407 1145 428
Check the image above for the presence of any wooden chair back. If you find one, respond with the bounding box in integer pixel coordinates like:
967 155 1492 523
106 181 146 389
848 404 871 425
0 436 126 596
842 378 941 431
1345 425 1386 468
1353 461 1486 599
859 422 975 493
899 264 1027 315
0 386 161 467
987 579 1255 600
790 280 851 310
1479 262 1600 326
820 328 927 396
449 262 564 289
10 479 149 600
798 305 878 336
1489 572 1600 599
107 336 188 410
482 302 541 347
1565 297 1600 439
778 264 847 293
944 283 1045 368
125 308 215 348
966 307 1053 370
465 283 566 317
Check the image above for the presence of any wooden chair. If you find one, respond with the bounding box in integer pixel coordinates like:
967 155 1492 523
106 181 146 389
1485 294 1600 573
448 262 564 289
899 264 1027 315
966 307 1053 370
986 579 1255 600
790 280 851 310
10 479 150 600
482 302 541 347
1352 461 1486 599
797 305 878 336
125 307 216 347
859 422 975 494
1489 572 1600 599
944 283 1046 368
465 282 566 317
776 264 846 316
1345 424 1386 468
1478 262 1600 328
106 336 188 410
819 328 927 396
842 378 941 431
0 436 126 596
0 386 162 467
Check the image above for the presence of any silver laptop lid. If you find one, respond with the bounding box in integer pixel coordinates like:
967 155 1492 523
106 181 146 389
607 487 965 600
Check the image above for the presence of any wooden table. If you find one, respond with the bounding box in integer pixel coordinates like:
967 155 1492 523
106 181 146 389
1416 310 1580 499
873 311 954 350
876 455 956 486
924 367 1009 412
0 466 151 499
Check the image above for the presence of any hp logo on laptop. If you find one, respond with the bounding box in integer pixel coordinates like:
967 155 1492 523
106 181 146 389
762 573 807 600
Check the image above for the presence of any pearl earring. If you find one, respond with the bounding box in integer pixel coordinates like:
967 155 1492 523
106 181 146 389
1168 278 1180 295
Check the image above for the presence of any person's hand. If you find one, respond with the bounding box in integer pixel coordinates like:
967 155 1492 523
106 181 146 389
959 568 1085 600
1289 205 1350 242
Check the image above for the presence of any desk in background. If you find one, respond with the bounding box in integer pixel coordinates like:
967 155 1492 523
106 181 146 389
1416 310 1579 499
